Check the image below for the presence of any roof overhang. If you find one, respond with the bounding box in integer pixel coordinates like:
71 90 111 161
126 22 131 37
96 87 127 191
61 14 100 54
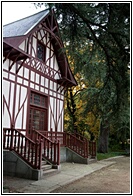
3 39 30 61
57 77 77 88
3 9 77 87
3 39 30 73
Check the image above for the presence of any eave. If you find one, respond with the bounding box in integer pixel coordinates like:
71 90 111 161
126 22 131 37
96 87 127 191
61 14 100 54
57 77 77 88
3 9 77 87
3 39 30 73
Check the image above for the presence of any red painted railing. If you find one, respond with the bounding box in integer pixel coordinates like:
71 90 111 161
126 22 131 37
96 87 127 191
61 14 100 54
89 141 97 158
69 132 97 158
65 132 89 158
40 131 95 158
3 128 96 167
31 129 60 165
39 131 65 146
3 128 42 169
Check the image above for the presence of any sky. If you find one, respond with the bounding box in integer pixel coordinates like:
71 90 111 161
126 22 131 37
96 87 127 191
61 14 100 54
2 2 46 25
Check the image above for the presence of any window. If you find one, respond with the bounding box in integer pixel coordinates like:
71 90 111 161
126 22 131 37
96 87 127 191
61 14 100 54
37 41 46 61
30 92 47 108
29 92 48 134
29 107 47 131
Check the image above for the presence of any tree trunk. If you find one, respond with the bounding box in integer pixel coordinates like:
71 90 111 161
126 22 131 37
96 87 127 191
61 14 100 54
97 119 110 153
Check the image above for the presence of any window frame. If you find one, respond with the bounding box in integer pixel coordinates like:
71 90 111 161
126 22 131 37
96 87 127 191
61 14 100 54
30 91 48 109
37 40 46 62
28 91 48 134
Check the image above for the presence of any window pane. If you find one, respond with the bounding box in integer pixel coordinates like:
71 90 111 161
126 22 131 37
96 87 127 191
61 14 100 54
30 92 47 108
37 42 45 61
34 94 40 105
30 93 33 103
29 108 47 131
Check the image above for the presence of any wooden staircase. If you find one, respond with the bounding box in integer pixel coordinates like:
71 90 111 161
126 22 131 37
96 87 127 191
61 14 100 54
3 128 60 170
41 160 59 177
3 128 96 180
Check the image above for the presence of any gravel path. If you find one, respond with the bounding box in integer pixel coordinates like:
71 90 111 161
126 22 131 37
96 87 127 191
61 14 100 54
3 156 130 193
51 156 130 193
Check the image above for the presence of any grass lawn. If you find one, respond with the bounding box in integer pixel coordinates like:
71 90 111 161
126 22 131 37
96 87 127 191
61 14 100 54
97 151 127 160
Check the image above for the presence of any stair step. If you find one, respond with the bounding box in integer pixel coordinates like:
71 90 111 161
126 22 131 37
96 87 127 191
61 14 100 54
42 164 52 171
42 160 47 165
43 168 59 177
88 158 97 164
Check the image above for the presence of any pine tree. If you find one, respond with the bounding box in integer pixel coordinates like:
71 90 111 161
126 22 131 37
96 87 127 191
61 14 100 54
35 3 130 152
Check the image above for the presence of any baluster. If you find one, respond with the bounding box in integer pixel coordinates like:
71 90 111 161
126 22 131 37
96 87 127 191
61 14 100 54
86 140 89 158
43 138 46 157
20 136 24 155
38 139 43 169
24 138 27 158
35 139 39 169
7 130 10 149
92 141 96 157
57 140 60 165
70 135 71 148
17 133 20 153
47 140 50 159
89 142 91 156
90 142 92 156
28 141 31 162
31 143 34 165
84 137 87 157
14 130 17 150
54 140 56 164
10 129 14 150
51 141 53 162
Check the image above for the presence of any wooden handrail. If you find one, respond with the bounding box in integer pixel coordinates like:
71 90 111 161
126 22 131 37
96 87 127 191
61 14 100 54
65 132 89 158
3 128 96 170
31 129 60 165
3 128 42 169
89 141 97 158
37 131 96 158
38 131 65 146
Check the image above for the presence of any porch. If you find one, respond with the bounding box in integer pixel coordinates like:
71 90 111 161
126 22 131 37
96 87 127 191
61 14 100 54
3 128 96 180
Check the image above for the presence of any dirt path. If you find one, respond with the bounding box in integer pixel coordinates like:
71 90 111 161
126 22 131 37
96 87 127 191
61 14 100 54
51 156 130 193
3 156 130 193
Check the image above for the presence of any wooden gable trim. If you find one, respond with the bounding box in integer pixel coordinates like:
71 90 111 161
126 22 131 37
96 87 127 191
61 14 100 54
3 40 30 73
24 13 77 87
3 10 77 87
3 36 26 48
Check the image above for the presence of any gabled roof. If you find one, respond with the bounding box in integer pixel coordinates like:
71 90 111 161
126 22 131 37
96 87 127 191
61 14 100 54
3 9 77 87
3 9 49 37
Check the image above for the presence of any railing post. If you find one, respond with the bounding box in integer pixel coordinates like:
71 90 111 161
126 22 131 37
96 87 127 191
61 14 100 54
85 139 89 158
54 140 56 164
92 141 96 158
38 139 43 169
10 126 14 150
63 132 66 146
83 139 86 158
35 139 40 169
57 140 60 165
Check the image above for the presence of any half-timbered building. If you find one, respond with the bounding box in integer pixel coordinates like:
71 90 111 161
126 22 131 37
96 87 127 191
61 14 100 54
3 9 96 180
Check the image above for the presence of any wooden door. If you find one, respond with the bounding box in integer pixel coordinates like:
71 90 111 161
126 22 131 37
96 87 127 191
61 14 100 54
28 91 48 139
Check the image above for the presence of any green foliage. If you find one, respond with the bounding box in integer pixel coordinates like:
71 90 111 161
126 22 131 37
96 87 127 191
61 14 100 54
35 3 130 151
97 151 126 161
